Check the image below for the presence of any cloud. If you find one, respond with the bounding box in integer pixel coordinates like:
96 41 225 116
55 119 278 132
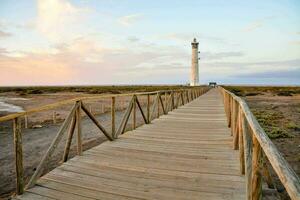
0 30 12 38
199 59 300 80
118 14 143 26
242 21 263 32
289 40 300 46
0 47 76 85
201 51 244 60
242 16 276 32
127 36 140 43
0 37 186 85
36 0 89 41
159 33 228 45
16 21 35 30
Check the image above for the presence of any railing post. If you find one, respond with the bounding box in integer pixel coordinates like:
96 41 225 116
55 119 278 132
76 101 82 155
242 110 253 200
238 107 245 174
233 100 239 150
147 94 150 123
171 91 174 110
111 97 115 137
252 135 262 200
133 95 136 129
227 94 231 128
13 117 24 195
157 93 160 118
262 154 275 189
24 115 28 129
164 92 167 111
186 90 189 102
53 111 57 124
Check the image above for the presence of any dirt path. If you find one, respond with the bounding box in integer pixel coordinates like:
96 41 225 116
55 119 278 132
0 108 147 199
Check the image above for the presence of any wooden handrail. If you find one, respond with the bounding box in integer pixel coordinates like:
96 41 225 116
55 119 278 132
0 88 204 122
220 86 300 200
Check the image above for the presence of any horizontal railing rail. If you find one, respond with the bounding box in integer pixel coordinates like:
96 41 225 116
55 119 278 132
1 86 210 196
0 89 201 122
219 86 300 200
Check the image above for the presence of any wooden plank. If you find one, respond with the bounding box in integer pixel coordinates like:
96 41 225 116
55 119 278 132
50 164 245 195
43 170 242 200
37 179 139 200
27 185 93 200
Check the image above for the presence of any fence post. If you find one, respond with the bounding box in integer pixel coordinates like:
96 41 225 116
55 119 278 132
53 111 56 124
227 94 231 128
76 101 82 155
233 100 239 150
238 108 245 174
157 93 160 118
171 91 174 109
24 115 28 129
13 117 24 195
111 97 115 137
147 94 150 123
242 112 253 200
252 136 262 200
133 95 136 129
164 92 167 110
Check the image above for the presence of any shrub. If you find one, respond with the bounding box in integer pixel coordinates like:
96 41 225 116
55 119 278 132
286 122 300 131
268 128 291 139
276 91 294 96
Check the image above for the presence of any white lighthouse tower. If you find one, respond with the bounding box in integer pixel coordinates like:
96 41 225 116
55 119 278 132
190 38 199 86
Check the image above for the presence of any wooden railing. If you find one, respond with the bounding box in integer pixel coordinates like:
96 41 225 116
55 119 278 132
219 87 300 200
0 87 210 195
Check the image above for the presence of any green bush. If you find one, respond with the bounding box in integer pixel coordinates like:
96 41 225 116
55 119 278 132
286 122 300 131
268 128 291 139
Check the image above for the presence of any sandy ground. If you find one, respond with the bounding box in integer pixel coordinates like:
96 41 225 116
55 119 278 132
245 94 300 200
0 92 157 199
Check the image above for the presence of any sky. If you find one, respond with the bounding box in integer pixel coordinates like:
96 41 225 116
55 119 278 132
0 0 299 86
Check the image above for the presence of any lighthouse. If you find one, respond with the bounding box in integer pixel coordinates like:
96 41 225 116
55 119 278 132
190 38 199 86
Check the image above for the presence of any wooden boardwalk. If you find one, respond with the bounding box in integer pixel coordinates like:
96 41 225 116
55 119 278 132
16 89 246 200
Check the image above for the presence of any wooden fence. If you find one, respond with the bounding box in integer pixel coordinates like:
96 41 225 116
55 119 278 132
0 87 209 195
220 87 300 200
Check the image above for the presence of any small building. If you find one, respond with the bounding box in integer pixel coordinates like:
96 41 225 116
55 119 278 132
209 82 217 87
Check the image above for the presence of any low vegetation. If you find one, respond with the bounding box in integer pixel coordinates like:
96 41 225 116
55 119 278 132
224 86 300 97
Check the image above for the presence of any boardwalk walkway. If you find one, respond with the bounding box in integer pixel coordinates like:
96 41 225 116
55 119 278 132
16 89 246 200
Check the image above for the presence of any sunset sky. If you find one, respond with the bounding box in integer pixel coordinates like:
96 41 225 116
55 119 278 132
0 0 299 86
